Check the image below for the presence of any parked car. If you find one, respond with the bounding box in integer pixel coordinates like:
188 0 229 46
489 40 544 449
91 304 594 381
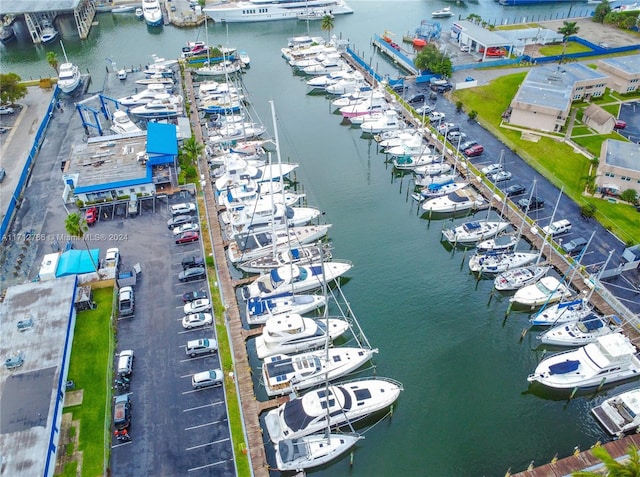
614 119 626 129
447 131 467 142
185 338 218 358
518 196 545 212
407 93 426 105
504 184 526 197
167 215 194 229
182 290 208 302
491 170 512 182
0 106 15 115
175 231 199 244
182 312 213 329
192 369 224 389
118 286 135 316
172 223 200 236
481 163 503 175
428 111 445 122
182 255 204 270
460 140 478 151
178 266 206 282
128 195 138 216
436 122 457 134
463 144 484 157
459 44 471 52
430 83 452 93
85 206 98 225
414 104 433 116
561 237 588 256
104 248 120 268
391 82 406 93
117 349 134 376
184 298 212 314
170 202 196 215
113 394 131 430
542 219 572 236
0 168 5 182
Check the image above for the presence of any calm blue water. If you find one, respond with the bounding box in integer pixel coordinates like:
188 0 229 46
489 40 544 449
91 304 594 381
1 2 615 475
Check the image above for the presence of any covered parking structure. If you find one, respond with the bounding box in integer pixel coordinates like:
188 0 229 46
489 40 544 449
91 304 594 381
450 20 515 61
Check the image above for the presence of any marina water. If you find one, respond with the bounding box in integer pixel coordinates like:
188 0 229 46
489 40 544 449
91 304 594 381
1 1 612 475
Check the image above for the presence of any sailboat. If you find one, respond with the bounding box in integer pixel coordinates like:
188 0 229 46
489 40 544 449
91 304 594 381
274 433 361 471
57 41 81 94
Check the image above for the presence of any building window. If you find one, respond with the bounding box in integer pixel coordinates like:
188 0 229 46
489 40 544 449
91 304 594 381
605 172 615 178
118 190 124 195
130 188 136 193
621 176 631 181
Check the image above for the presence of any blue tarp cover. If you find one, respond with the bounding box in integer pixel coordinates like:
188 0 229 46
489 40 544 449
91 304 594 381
56 249 99 276
549 360 580 375
147 122 178 156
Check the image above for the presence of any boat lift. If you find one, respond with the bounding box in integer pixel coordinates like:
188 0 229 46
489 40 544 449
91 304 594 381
75 93 121 136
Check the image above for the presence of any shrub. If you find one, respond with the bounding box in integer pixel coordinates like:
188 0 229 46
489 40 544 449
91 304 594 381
620 188 638 204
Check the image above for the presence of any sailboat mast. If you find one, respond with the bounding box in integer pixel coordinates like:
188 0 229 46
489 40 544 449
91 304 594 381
60 40 69 63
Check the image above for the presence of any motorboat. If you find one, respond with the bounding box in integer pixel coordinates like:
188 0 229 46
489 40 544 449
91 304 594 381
442 220 511 246
112 4 137 13
264 377 403 442
275 433 361 472
110 110 143 135
227 224 332 263
297 9 334 21
134 75 174 86
331 89 383 109
348 111 387 126
527 333 640 391
135 7 144 19
223 203 323 239
238 243 332 274
288 47 339 68
208 123 267 145
204 0 353 23
414 181 468 201
57 62 81 94
130 94 182 118
142 0 163 26
392 155 443 172
181 41 209 58
254 313 350 359
0 25 15 43
117 84 170 106
493 265 550 292
341 97 389 119
215 162 298 190
325 72 368 96
246 294 327 326
238 50 251 67
432 7 453 18
422 188 485 213
143 56 177 77
40 21 59 44
200 97 243 115
196 60 243 77
306 70 354 92
360 110 405 134
242 260 353 300
262 346 378 396
476 234 518 254
510 276 572 308
591 386 640 436
468 251 538 274
538 314 623 347
529 298 594 326
302 58 348 76
384 139 430 158
378 130 424 149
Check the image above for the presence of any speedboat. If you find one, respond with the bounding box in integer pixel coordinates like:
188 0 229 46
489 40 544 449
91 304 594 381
510 276 572 308
275 433 361 472
241 260 353 300
262 346 378 396
538 314 623 347
246 294 327 326
529 298 594 326
117 83 170 106
493 265 550 292
57 62 81 94
40 21 59 44
142 0 163 26
527 333 640 391
227 225 332 263
422 188 485 213
204 0 353 23
110 110 143 135
238 243 332 274
592 386 640 436
264 377 403 442
238 50 251 67
469 251 538 274
442 220 511 246
135 7 144 19
254 313 350 359
432 7 453 18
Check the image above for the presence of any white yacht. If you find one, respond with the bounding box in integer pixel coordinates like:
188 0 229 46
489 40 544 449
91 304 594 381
246 294 327 326
204 0 353 23
592 386 640 436
493 265 550 292
238 242 332 274
264 377 403 442
223 203 322 239
130 94 182 118
527 333 640 391
422 188 485 214
196 60 242 77
254 313 350 359
142 0 163 26
40 21 58 44
117 83 170 106
510 276 572 308
275 433 361 472
262 346 378 396
538 314 623 347
57 62 81 94
529 298 594 326
215 162 298 191
442 220 511 246
468 251 538 274
110 110 143 135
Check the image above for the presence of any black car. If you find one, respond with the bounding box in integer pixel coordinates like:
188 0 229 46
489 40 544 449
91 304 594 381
167 214 194 229
430 83 453 93
518 196 545 212
182 289 209 303
505 184 526 197
182 255 205 270
460 140 478 151
561 237 588 256
407 93 426 105
178 266 206 282
391 82 406 93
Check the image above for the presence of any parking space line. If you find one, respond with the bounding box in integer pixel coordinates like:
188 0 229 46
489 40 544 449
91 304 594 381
187 458 229 472
185 437 230 452
183 401 224 411
111 441 132 448
179 327 212 335
117 315 135 321
184 419 223 431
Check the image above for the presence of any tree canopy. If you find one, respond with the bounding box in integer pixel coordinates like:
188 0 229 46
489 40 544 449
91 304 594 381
414 44 453 78
572 444 640 476
592 0 612 23
0 73 27 105
320 14 334 42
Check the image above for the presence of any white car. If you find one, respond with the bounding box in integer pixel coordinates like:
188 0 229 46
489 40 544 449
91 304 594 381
184 298 212 314
428 111 445 122
491 170 512 182
481 163 503 175
0 106 15 115
192 369 224 389
182 312 213 329
172 222 200 236
436 122 456 134
170 203 196 216
459 45 471 53
104 248 120 267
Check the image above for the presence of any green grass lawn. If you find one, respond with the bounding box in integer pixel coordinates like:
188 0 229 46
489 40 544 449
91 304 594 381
538 42 593 56
453 75 640 245
59 286 115 477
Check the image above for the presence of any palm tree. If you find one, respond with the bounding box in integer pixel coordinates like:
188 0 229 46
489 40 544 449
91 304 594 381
47 51 59 75
64 212 99 272
320 14 334 43
572 444 640 476
557 21 580 63
181 136 204 167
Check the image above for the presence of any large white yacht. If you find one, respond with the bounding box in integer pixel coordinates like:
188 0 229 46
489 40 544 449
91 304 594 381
142 0 163 26
204 0 353 23
57 62 81 94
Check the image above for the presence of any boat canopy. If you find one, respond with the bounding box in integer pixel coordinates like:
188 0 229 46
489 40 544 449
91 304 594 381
549 360 580 375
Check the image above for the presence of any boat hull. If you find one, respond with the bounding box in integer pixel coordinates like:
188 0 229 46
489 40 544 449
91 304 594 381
204 1 353 23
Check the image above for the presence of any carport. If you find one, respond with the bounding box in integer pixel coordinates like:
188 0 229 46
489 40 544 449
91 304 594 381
146 122 179 190
55 248 99 277
451 20 515 61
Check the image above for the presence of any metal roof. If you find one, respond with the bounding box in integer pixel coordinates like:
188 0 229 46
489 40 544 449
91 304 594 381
451 20 508 47
599 53 640 75
0 0 81 15
604 139 640 171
